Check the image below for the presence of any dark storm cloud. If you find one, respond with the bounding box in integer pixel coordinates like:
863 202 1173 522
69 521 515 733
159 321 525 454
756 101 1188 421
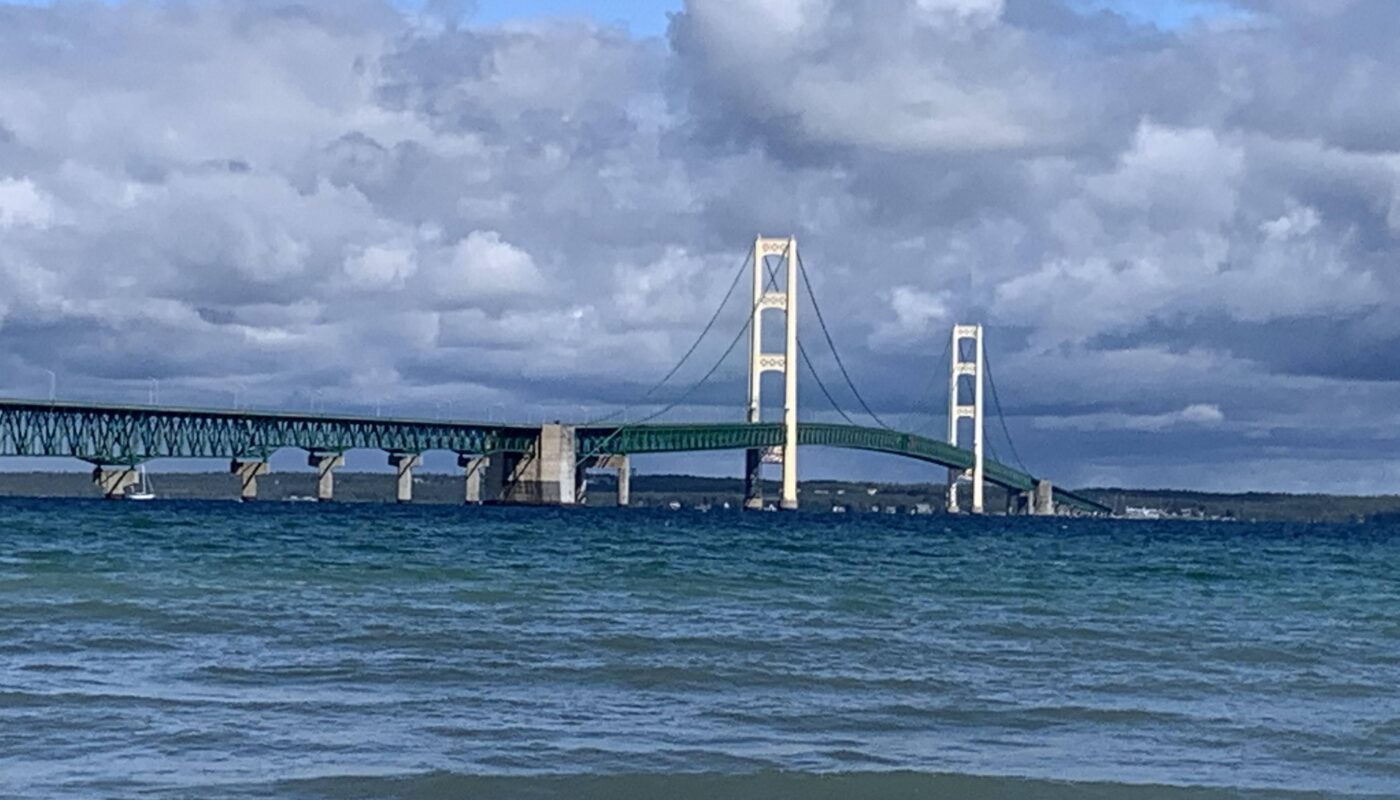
2 0 1400 490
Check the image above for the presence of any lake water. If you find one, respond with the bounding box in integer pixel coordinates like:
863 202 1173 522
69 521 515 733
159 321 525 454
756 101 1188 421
1 499 1396 798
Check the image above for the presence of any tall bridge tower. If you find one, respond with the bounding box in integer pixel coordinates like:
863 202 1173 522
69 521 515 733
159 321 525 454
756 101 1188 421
746 236 800 511
947 324 985 514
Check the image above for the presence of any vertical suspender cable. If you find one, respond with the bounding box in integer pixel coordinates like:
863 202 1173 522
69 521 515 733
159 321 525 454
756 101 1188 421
584 249 752 425
794 251 890 429
983 349 1029 473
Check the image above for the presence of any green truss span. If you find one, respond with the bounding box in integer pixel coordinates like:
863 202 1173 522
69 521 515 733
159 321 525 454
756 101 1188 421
0 399 1107 513
0 399 539 463
578 423 1107 514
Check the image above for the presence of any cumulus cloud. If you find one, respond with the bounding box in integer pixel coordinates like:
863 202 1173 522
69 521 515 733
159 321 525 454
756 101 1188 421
3 0 1400 490
1037 403 1226 432
443 231 542 300
0 178 55 229
870 286 953 349
344 242 417 289
675 0 1070 153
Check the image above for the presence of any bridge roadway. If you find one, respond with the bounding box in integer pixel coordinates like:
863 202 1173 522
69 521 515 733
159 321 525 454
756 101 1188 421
0 398 1108 513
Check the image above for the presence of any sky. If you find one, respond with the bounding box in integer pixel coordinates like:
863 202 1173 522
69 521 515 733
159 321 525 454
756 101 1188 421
469 0 680 36
0 0 1234 33
2 0 1400 493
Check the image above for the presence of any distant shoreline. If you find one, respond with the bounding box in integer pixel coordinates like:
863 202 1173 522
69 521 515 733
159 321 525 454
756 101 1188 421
0 471 1395 523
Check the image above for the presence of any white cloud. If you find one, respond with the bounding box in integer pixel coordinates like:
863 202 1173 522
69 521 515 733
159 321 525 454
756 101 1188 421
344 242 417 289
913 0 1005 26
611 247 745 327
677 0 1059 153
1084 124 1245 227
1178 403 1227 425
0 179 55 229
448 231 541 298
1037 403 1226 433
870 286 952 349
1260 206 1321 241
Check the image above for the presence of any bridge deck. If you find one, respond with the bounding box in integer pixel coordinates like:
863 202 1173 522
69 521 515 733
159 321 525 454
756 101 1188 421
0 399 1107 513
578 423 1106 513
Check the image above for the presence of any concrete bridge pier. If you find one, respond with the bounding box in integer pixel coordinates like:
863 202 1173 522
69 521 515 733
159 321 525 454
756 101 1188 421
488 452 523 503
743 450 764 510
505 424 577 505
1033 480 1056 516
615 455 631 508
459 455 492 504
92 465 139 500
591 454 631 507
477 425 576 506
308 452 345 502
230 460 269 502
946 473 967 514
389 453 421 504
1006 491 1031 516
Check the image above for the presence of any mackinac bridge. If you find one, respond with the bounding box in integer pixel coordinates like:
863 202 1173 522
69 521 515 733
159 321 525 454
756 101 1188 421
0 237 1109 516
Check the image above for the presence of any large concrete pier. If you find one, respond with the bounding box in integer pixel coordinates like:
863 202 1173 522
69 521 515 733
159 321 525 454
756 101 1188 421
308 452 345 502
389 453 421 504
92 466 139 499
460 455 490 504
589 454 631 507
1034 479 1056 516
231 460 269 502
474 424 579 505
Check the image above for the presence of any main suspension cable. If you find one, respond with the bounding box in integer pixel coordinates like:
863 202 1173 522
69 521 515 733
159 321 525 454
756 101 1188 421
576 240 791 465
576 312 753 466
798 338 861 426
910 328 955 438
752 254 858 425
794 251 890 429
584 248 752 425
983 347 1029 473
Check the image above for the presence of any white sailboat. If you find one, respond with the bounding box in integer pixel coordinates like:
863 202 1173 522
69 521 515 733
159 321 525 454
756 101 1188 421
126 465 157 501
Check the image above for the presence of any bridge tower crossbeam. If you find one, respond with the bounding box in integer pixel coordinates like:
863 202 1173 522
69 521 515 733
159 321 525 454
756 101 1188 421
745 235 800 511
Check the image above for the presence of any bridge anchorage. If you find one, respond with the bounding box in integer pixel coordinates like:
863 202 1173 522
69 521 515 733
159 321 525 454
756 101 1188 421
0 237 1107 514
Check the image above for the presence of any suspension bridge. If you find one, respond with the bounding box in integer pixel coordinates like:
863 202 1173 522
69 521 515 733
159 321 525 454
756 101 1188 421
0 237 1109 515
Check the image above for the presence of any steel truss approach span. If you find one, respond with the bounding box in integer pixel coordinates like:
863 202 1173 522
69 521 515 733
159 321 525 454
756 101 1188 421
0 399 540 462
0 399 1108 513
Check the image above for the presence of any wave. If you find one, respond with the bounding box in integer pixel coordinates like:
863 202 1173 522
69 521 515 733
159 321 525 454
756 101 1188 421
243 771 1329 800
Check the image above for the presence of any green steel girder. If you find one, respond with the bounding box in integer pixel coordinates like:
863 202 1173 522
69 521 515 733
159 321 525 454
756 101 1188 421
575 423 786 457
580 422 1012 484
0 400 536 465
581 421 1109 514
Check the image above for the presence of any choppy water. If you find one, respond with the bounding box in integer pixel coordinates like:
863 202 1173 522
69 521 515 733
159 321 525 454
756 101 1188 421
1 499 1397 799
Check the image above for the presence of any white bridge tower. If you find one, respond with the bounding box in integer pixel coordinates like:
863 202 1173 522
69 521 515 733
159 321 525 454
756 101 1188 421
947 324 985 514
746 236 800 511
